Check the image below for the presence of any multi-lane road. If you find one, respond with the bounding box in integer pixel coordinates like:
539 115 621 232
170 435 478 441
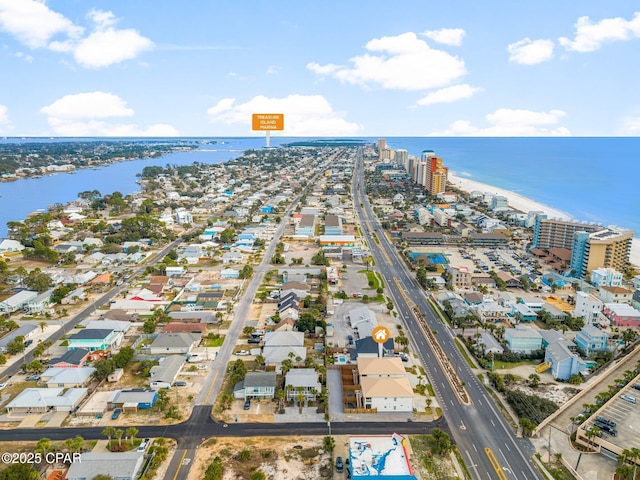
352 148 541 480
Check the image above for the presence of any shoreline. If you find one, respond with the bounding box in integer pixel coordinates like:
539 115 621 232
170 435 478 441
447 171 640 268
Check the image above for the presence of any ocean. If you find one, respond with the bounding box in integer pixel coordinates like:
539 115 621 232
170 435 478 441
0 137 638 238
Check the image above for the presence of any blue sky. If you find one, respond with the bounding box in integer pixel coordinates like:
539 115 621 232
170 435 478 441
0 0 639 137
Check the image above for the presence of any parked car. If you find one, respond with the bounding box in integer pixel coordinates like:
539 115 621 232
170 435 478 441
137 439 150 452
244 399 251 410
632 383 640 391
111 408 122 420
236 350 250 356
399 353 409 362
336 456 344 472
248 337 261 344
173 381 187 387
24 339 33 347
595 416 616 427
25 375 41 382
196 364 207 370
0 382 7 391
621 394 637 404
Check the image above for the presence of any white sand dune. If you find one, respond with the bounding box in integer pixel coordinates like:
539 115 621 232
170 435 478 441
448 172 640 268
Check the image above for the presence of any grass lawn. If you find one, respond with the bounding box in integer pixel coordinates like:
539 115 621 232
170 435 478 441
202 335 225 347
454 338 477 369
358 270 380 290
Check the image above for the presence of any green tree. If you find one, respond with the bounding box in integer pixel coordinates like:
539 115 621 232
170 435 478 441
6 336 25 355
323 436 336 453
156 389 169 412
93 358 116 381
250 472 266 480
431 428 452 455
528 373 540 388
102 426 116 443
126 427 139 445
0 463 38 480
115 429 124 447
204 456 223 480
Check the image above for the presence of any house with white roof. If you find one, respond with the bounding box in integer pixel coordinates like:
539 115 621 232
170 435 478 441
149 333 200 355
356 357 413 412
348 306 378 339
0 239 25 253
41 367 95 388
150 355 185 389
0 290 38 313
262 331 306 367
0 324 38 353
66 452 145 480
285 368 321 401
6 388 87 413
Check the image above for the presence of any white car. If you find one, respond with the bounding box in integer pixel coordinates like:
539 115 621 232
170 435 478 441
0 382 7 391
196 364 207 370
236 350 250 356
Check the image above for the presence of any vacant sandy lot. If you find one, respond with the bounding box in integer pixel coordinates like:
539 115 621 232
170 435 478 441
188 436 332 480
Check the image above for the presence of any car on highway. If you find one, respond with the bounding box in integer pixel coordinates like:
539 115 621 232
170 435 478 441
236 350 250 356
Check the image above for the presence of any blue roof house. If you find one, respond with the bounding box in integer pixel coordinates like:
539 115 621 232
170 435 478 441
574 325 608 355
545 342 587 380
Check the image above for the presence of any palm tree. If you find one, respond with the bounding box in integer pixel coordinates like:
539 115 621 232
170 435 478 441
39 321 47 333
35 438 51 455
585 426 600 450
296 389 305 414
316 365 326 385
115 429 124 448
125 427 138 445
102 426 115 444
254 354 265 371
276 389 286 411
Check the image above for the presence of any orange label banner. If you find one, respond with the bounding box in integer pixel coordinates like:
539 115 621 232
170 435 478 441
252 113 284 131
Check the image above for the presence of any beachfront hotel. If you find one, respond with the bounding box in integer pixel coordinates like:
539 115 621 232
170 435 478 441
383 140 449 196
532 215 603 250
570 227 634 278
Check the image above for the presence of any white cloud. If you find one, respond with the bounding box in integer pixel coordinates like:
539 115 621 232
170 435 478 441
619 116 640 135
0 3 152 68
72 9 154 68
41 91 177 136
0 103 9 124
266 65 281 75
307 32 466 90
0 0 83 48
421 28 466 46
507 38 554 65
41 92 134 119
428 108 571 136
416 84 482 106
559 12 640 52
206 94 362 136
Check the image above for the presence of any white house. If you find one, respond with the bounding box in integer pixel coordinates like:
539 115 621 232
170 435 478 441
149 356 185 389
357 357 413 412
0 239 25 253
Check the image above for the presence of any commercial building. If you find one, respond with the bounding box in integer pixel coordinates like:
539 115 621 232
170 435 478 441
570 227 634 279
348 434 417 479
532 216 602 250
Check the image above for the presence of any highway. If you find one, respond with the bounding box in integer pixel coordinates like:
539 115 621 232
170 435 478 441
351 148 541 480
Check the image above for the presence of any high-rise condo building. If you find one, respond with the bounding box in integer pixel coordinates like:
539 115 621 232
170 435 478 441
569 227 634 278
532 216 603 250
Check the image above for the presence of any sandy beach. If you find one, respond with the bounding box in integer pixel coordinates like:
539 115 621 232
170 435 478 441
448 171 640 268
